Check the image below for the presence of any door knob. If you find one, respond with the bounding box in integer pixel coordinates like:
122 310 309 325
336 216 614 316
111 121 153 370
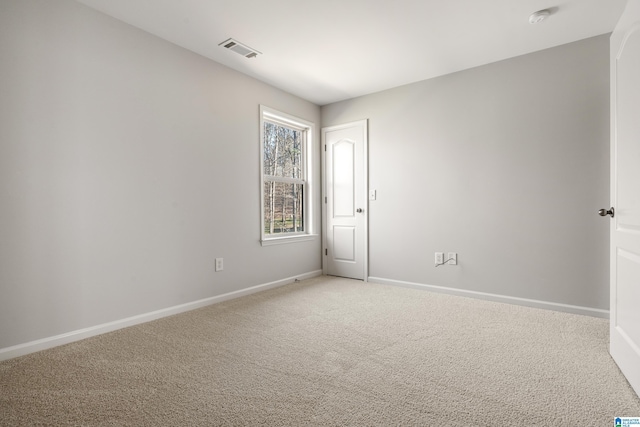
356 208 363 213
598 207 614 218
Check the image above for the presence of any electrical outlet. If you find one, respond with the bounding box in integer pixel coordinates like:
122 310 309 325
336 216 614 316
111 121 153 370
369 190 377 201
448 252 457 265
435 252 444 266
215 258 224 272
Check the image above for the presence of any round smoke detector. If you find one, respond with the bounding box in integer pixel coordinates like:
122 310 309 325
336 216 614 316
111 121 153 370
529 9 551 24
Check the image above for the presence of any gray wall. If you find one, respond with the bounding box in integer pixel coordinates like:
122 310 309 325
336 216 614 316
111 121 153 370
0 0 610 353
0 0 321 350
322 35 610 311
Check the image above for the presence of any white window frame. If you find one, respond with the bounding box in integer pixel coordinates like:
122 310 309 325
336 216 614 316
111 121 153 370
260 105 315 246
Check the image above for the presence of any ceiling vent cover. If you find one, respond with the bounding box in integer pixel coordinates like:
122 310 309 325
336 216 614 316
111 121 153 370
219 38 261 59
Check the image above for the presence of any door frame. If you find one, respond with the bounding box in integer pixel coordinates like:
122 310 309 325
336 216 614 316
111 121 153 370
321 120 369 281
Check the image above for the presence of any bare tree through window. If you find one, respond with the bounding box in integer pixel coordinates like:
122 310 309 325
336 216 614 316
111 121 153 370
263 120 305 235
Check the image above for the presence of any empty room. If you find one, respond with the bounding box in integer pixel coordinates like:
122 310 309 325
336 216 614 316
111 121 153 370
1 0 639 425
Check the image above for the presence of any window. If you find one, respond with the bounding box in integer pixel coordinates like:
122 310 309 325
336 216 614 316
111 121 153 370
260 106 314 245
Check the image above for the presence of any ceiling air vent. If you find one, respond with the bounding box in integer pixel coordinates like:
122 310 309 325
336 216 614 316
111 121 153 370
219 38 261 59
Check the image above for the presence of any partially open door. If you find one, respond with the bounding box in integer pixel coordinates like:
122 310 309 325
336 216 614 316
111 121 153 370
609 0 640 397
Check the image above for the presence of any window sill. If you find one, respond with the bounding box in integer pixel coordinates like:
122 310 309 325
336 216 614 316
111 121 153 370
261 234 318 247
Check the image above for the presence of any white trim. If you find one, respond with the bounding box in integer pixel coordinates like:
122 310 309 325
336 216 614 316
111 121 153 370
261 234 318 246
363 121 369 283
321 128 327 276
259 105 315 244
368 276 610 319
262 108 310 130
0 270 323 362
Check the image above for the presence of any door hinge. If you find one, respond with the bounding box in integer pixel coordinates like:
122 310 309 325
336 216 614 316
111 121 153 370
325 248 328 256
324 145 327 152
325 196 327 203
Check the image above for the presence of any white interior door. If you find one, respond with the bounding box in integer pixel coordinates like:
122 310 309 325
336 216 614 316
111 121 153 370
322 120 367 280
610 0 640 398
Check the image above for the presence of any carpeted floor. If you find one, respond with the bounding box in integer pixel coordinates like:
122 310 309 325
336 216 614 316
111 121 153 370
1 276 639 426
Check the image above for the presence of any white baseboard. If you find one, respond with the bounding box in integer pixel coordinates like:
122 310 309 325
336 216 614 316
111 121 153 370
368 276 609 319
0 270 322 362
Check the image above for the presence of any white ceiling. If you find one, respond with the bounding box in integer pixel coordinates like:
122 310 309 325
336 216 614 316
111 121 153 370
75 0 626 106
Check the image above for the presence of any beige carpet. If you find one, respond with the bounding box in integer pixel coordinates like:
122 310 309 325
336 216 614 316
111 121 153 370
1 276 639 426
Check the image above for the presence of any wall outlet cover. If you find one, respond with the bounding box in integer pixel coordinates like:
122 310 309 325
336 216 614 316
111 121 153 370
448 252 457 265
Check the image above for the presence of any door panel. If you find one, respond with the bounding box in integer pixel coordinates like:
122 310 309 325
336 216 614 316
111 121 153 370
616 24 640 231
616 249 640 346
332 140 355 217
333 226 356 261
610 0 640 398
323 120 367 280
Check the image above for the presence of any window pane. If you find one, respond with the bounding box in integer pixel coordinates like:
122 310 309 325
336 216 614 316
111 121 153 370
263 121 302 179
263 181 304 235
